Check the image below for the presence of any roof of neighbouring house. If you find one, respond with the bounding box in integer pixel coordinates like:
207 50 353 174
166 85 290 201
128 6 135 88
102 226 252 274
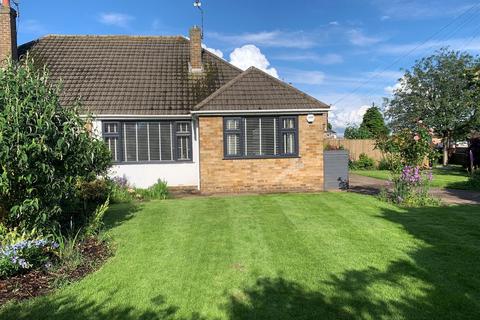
19 35 329 116
194 67 330 112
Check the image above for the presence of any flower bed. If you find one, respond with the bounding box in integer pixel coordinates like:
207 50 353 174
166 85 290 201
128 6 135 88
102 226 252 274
0 237 110 304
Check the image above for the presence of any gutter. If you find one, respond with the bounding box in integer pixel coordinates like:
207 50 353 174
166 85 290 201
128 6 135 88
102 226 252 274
190 108 330 116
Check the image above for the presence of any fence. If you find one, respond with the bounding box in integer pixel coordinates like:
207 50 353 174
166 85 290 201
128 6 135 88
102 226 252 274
324 139 384 162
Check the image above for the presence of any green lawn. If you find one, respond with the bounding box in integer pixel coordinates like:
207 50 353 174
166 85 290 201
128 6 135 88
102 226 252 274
352 166 476 190
2 193 480 319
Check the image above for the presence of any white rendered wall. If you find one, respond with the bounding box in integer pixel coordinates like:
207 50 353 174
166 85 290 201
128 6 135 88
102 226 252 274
93 119 200 189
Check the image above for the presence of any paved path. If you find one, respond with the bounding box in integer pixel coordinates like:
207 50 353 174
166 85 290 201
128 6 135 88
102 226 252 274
349 174 480 205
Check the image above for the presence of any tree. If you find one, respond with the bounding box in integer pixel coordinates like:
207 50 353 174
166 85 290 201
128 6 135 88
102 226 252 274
0 59 112 231
359 104 389 137
385 48 480 165
327 122 332 131
344 125 372 139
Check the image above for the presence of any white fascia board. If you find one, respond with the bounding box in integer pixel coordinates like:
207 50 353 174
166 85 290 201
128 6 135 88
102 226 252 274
84 114 192 120
190 108 330 115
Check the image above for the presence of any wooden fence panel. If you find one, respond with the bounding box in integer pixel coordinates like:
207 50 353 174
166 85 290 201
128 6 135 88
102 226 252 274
324 139 384 162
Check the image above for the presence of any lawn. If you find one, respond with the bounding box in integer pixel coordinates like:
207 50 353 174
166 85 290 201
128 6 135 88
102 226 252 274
2 193 480 319
352 165 476 190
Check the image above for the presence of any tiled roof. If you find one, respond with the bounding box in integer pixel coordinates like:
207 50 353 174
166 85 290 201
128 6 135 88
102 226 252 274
194 67 330 112
18 35 241 115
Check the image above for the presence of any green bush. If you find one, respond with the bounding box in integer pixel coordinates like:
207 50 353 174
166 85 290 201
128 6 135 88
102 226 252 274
378 158 393 170
0 58 112 231
85 199 110 236
467 170 480 189
350 153 376 170
0 232 58 278
136 180 169 200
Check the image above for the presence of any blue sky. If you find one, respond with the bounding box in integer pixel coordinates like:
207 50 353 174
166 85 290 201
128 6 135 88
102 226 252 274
15 0 480 134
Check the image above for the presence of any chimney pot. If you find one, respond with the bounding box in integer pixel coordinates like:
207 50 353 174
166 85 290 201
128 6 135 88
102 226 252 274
189 26 203 73
2 0 10 7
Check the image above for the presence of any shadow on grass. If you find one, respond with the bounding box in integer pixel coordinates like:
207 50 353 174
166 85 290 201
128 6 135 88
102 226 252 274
0 292 210 320
225 204 480 319
103 201 143 231
2 202 479 319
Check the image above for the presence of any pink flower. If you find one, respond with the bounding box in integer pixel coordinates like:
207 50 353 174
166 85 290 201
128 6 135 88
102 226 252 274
414 135 420 141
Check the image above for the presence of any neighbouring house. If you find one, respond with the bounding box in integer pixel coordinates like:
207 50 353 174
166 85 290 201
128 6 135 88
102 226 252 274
1 1 331 193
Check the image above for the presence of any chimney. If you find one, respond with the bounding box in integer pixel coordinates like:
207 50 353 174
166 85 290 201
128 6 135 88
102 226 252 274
189 26 202 73
0 0 17 64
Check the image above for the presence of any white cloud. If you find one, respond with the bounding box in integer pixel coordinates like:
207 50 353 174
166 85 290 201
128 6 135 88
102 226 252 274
384 82 402 95
274 52 343 65
329 21 340 26
372 0 475 20
348 29 384 46
312 92 385 134
282 69 325 85
380 15 391 21
201 44 224 58
329 105 370 130
98 13 134 28
208 30 316 49
229 45 279 78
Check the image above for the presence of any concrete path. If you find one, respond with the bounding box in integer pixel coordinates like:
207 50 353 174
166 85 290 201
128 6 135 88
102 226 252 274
349 174 480 205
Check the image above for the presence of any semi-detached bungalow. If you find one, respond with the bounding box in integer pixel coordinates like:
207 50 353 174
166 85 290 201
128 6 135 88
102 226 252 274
1 1 332 193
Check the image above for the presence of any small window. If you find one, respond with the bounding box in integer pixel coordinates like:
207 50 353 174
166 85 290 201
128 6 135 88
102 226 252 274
103 122 120 162
224 118 242 157
223 116 298 159
175 121 192 161
279 117 298 155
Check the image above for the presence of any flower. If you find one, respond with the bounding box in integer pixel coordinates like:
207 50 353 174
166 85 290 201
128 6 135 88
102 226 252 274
413 135 420 141
418 120 423 124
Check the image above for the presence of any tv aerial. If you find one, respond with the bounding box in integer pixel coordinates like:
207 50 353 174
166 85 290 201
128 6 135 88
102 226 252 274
193 0 204 39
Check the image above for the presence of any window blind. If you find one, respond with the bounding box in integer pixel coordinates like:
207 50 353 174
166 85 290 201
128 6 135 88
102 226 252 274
103 120 192 163
223 116 298 159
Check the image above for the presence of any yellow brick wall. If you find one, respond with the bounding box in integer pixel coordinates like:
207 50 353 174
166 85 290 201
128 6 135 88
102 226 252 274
199 115 325 193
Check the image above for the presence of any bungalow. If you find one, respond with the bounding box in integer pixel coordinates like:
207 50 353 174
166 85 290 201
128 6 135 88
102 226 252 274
1 1 331 193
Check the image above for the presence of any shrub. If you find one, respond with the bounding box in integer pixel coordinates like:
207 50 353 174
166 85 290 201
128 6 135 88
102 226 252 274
467 170 480 189
136 180 169 200
376 121 436 171
389 166 439 207
109 176 135 203
349 153 375 170
85 199 110 236
0 237 59 278
0 58 112 232
378 158 393 170
76 178 111 204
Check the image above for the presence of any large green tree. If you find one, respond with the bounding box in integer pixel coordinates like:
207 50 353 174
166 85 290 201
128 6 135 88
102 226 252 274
0 59 112 231
344 104 388 139
386 48 480 165
359 105 389 137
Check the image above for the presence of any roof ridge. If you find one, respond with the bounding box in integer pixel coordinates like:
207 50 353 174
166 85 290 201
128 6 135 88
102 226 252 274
40 34 187 40
248 67 330 109
194 68 255 110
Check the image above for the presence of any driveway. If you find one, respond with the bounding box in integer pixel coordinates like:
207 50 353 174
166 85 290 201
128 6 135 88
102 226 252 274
349 174 480 205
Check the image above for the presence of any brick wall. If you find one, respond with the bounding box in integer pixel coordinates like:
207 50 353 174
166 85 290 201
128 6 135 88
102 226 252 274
189 26 202 72
0 6 17 64
199 115 326 194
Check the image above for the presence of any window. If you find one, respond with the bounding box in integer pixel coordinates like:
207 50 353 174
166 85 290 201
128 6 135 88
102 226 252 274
223 116 298 159
102 121 192 163
103 122 120 162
